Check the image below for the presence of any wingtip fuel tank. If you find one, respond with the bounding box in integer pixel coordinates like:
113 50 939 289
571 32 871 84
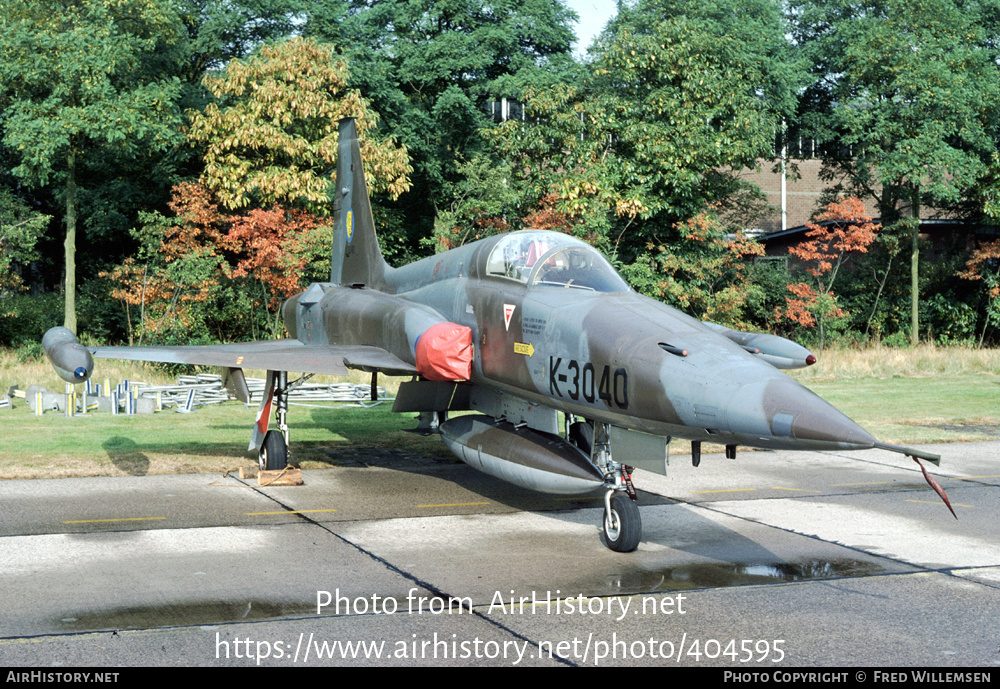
42 327 94 384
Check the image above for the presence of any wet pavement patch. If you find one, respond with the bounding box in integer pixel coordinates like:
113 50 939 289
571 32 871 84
604 558 888 593
58 600 318 632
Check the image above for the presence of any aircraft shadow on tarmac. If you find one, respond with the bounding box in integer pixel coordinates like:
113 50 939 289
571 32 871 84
95 404 905 595
289 411 901 590
99 407 804 580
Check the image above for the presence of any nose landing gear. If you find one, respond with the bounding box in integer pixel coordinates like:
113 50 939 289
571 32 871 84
590 420 642 552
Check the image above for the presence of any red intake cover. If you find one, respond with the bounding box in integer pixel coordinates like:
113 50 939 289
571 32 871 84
415 322 473 382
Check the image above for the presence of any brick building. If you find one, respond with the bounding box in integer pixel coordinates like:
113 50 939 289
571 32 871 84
742 157 997 262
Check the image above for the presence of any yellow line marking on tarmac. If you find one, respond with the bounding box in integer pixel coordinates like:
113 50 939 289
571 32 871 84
691 488 756 494
771 487 818 492
830 481 893 487
245 509 339 516
953 475 1000 480
417 502 491 508
63 517 166 524
905 499 973 508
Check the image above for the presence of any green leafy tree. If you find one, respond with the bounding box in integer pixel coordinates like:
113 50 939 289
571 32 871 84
0 0 185 333
187 37 412 213
174 0 307 84
306 0 578 244
0 187 49 293
791 0 1000 344
431 155 521 251
495 0 803 260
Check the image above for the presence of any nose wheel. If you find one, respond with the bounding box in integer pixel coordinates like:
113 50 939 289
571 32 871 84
603 491 641 552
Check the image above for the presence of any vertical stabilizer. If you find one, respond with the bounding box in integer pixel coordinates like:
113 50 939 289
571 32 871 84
331 118 387 287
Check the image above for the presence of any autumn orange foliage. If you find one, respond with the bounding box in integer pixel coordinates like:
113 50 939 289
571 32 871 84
792 197 880 280
103 183 230 338
104 183 330 340
226 206 329 309
523 193 577 233
776 197 880 330
958 238 1000 290
958 237 1000 345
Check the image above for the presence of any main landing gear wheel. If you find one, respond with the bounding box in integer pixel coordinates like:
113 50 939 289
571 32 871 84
603 492 641 552
259 430 288 471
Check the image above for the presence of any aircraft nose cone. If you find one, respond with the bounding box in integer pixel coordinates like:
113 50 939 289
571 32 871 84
729 377 876 450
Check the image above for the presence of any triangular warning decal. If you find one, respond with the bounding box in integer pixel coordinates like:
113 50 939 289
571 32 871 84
503 304 515 331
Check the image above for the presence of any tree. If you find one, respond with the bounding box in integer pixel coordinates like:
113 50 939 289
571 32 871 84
620 212 766 327
174 0 307 84
776 197 880 348
495 0 803 259
791 0 1000 344
958 238 1000 346
105 181 336 343
0 187 48 293
0 0 185 333
187 37 412 213
305 0 579 244
103 182 231 344
225 205 333 315
431 155 521 251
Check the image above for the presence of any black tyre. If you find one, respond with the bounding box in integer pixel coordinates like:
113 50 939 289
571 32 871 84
603 493 641 552
259 430 288 471
568 421 594 456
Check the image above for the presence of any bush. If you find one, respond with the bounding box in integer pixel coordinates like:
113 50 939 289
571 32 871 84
0 292 63 346
14 341 43 363
923 292 977 345
883 331 911 348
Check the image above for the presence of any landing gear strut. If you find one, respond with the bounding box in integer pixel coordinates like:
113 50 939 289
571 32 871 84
592 422 642 552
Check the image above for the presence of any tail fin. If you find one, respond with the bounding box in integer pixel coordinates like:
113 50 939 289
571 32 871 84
331 118 387 287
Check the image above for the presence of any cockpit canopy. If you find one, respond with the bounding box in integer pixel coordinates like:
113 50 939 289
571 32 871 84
484 231 629 293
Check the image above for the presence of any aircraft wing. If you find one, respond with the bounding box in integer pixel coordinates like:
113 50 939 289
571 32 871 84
89 339 418 377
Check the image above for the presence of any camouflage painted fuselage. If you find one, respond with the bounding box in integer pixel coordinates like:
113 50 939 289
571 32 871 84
283 229 876 455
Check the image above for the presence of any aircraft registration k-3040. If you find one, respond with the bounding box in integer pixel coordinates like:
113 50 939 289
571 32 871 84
44 118 954 552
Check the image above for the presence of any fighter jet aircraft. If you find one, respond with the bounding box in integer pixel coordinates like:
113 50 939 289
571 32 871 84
44 118 951 552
